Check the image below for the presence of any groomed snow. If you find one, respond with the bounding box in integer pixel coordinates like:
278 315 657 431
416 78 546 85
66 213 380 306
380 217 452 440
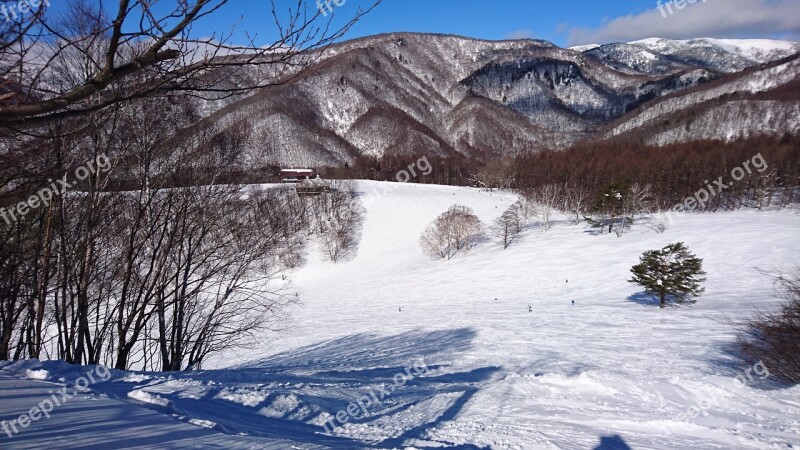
2 181 799 449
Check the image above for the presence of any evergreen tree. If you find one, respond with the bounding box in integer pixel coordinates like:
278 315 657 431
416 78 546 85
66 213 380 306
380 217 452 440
629 242 706 308
587 179 631 235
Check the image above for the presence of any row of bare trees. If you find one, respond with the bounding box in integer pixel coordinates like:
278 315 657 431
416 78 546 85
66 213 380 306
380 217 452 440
0 1 378 370
295 181 364 263
1 117 362 370
423 182 657 258
1 99 306 370
327 135 799 220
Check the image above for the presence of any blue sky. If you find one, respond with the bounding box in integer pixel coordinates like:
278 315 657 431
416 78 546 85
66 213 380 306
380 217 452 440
176 0 658 46
318 0 657 44
48 0 800 47
180 0 800 46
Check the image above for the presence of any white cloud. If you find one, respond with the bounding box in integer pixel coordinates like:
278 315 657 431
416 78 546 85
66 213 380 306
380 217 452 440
506 29 535 40
567 0 800 46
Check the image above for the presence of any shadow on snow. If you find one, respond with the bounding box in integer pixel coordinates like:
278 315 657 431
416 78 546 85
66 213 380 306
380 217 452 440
90 328 499 448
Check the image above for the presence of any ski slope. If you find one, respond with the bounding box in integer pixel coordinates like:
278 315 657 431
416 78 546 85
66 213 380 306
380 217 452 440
2 181 799 449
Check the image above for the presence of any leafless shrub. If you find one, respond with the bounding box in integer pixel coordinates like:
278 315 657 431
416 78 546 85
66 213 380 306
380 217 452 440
737 268 800 384
421 205 483 259
645 208 669 234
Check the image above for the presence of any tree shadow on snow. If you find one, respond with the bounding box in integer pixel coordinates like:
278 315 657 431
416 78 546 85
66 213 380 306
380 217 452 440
625 292 694 308
237 327 477 372
100 328 500 448
625 292 662 307
704 339 793 392
594 434 632 450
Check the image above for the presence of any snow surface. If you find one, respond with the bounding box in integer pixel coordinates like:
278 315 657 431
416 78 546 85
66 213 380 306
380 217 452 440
2 181 800 449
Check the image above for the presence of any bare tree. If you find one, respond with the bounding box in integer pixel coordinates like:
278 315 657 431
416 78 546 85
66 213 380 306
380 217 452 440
526 184 559 232
421 205 483 259
564 181 589 224
617 183 653 237
0 0 381 128
491 202 524 249
470 160 514 191
0 0 386 366
588 180 652 237
152 186 300 371
316 181 364 263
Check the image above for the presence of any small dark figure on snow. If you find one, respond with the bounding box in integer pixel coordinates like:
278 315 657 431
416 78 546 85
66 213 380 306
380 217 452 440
571 300 575 305
528 305 532 312
399 307 402 312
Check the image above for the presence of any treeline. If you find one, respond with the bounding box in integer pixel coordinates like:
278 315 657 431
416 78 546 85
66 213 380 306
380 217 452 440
322 153 479 186
0 98 362 371
512 135 800 211
322 134 800 212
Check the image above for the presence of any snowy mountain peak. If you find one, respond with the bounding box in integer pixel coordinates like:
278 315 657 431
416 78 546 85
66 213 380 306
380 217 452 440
569 43 601 52
700 38 800 62
629 37 800 64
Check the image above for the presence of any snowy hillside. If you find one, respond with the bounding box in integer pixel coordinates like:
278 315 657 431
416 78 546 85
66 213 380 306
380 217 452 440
2 181 799 449
176 34 800 167
604 56 800 142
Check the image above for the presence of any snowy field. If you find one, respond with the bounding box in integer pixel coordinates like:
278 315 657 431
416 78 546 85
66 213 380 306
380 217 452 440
2 181 800 449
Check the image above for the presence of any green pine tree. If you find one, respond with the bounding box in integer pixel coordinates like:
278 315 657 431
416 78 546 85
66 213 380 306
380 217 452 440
629 242 706 308
587 179 632 234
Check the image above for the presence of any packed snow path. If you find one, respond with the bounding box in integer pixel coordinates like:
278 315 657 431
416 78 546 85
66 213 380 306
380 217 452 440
0 371 320 449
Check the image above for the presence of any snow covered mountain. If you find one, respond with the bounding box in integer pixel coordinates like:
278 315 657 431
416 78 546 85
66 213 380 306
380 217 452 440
186 34 800 167
630 37 800 66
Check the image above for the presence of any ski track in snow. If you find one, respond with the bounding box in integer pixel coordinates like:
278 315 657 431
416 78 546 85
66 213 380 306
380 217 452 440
2 180 800 449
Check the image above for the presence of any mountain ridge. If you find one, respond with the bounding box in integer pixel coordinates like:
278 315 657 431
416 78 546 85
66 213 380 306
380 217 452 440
184 33 800 167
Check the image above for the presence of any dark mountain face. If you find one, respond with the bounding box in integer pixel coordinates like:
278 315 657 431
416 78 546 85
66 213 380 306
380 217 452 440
185 33 800 167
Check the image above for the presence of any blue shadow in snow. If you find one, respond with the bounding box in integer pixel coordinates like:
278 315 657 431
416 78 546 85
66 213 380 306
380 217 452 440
625 291 662 307
704 339 795 392
594 434 632 450
102 328 500 448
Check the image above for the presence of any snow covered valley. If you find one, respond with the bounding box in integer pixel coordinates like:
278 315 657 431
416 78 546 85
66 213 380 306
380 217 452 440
2 181 799 449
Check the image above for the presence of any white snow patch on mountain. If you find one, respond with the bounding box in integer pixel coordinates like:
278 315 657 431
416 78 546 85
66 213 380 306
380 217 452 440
701 38 800 62
630 37 800 63
569 44 601 52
